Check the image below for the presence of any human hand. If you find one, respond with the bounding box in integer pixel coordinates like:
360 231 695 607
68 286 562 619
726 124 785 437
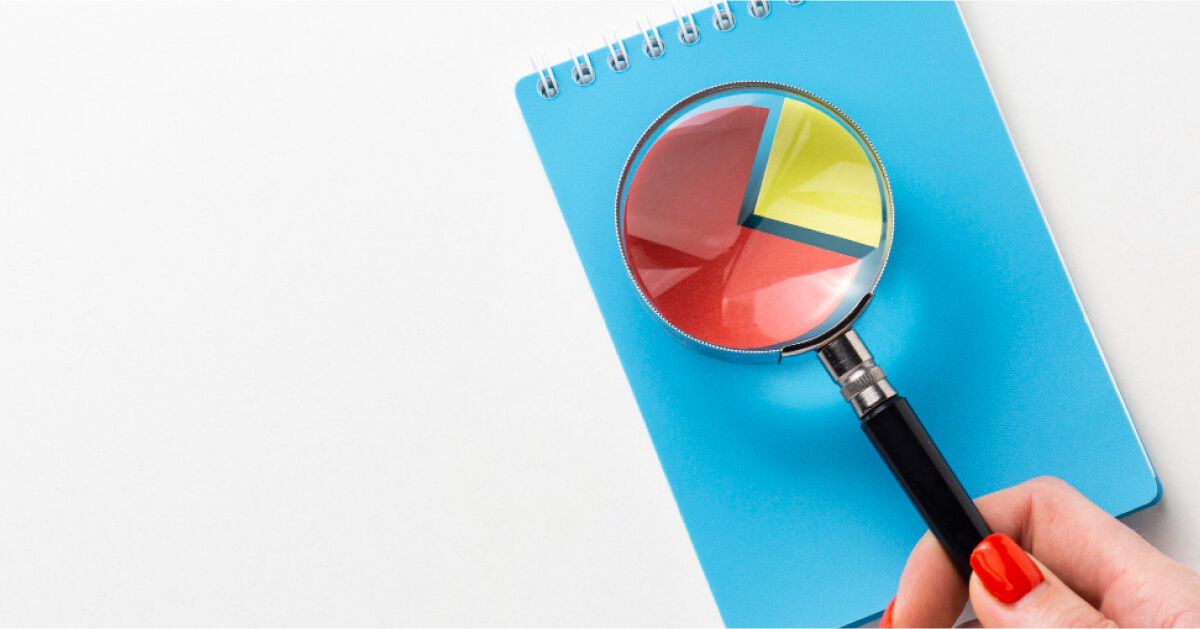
881 477 1200 627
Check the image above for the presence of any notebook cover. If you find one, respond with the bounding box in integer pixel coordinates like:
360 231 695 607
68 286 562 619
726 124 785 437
514 2 1159 626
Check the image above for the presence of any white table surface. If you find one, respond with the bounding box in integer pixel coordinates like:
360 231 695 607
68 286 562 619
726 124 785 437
0 2 1196 625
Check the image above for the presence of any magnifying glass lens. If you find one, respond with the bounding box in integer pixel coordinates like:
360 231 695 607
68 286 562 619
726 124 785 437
619 87 892 352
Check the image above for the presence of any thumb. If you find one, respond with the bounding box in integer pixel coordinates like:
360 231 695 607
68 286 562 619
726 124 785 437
969 533 1114 628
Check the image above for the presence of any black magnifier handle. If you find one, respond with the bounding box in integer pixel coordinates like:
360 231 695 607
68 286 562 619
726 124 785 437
818 330 992 580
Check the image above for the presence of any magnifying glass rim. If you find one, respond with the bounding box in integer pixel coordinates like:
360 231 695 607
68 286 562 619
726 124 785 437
614 80 896 359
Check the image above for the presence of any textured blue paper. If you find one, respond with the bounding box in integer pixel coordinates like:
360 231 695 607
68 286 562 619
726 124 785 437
515 3 1159 626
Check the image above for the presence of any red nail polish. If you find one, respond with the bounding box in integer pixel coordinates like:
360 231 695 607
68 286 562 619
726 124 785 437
970 533 1045 604
880 597 895 628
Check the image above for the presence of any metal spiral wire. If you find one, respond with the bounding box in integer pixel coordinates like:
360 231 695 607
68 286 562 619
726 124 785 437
531 0 798 100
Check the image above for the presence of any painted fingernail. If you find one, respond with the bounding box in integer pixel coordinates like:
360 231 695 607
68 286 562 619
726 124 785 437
970 533 1045 604
880 597 896 628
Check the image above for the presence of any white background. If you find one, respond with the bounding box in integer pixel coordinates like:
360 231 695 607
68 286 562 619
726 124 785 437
0 1 1197 626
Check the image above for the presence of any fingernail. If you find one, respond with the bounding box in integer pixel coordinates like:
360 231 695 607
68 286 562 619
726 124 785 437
880 597 895 628
970 533 1045 604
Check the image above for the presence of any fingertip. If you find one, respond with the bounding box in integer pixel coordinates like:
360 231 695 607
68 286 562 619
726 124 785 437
967 571 986 605
968 571 1005 627
970 555 1113 628
880 597 895 628
970 533 1045 604
890 531 968 627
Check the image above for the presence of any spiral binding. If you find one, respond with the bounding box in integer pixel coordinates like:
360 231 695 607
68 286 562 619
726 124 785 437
637 18 666 59
531 0 803 100
711 0 735 31
602 33 630 72
674 7 700 45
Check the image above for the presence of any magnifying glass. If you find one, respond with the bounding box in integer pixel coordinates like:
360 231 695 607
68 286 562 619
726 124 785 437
617 81 992 579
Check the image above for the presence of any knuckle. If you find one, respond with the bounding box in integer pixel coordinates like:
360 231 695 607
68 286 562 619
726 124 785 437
1162 609 1200 628
1025 476 1085 521
1026 475 1072 494
1043 607 1116 628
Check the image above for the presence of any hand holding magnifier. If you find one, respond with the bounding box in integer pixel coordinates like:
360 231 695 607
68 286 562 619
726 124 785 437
617 82 992 578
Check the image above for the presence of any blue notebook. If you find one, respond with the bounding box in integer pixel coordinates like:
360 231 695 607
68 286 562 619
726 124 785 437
514 2 1159 626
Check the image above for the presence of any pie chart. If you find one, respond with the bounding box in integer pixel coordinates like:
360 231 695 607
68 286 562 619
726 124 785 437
621 89 889 351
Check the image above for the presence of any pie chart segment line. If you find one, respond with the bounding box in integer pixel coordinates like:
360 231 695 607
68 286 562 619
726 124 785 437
741 214 875 259
737 95 786 227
